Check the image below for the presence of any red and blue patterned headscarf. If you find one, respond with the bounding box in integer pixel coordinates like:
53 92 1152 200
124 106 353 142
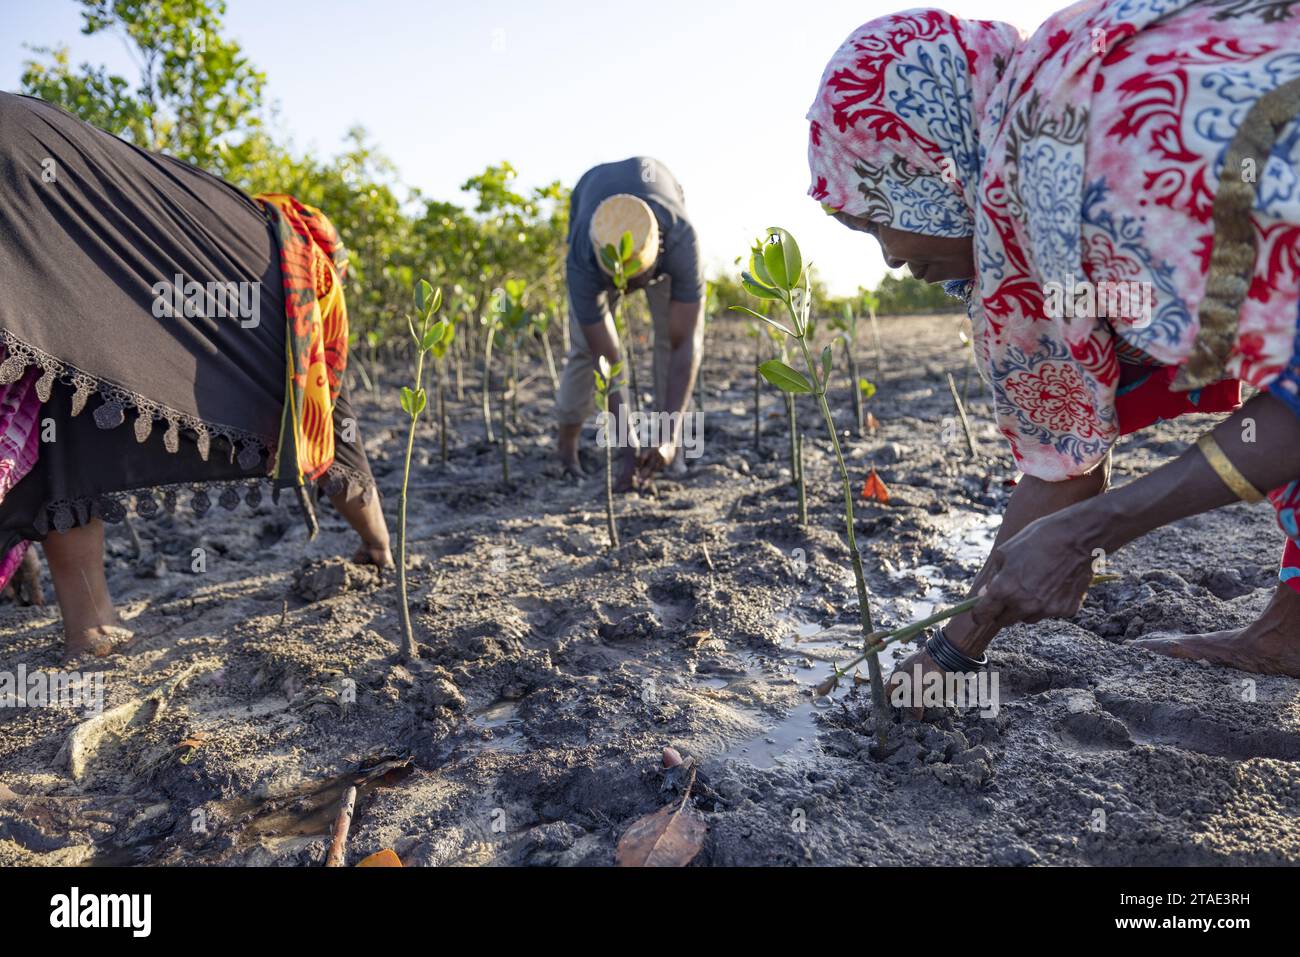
806 8 1021 239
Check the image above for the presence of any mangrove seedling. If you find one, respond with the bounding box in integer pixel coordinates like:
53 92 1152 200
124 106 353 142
481 298 499 444
593 354 625 550
733 227 891 738
534 306 560 392
430 309 457 464
398 279 447 662
749 249 804 521
496 279 533 485
744 319 763 452
832 302 874 437
863 288 884 382
600 230 643 416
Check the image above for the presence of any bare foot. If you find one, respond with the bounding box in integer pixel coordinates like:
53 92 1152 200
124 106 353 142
1132 584 1300 677
561 457 586 480
63 624 134 662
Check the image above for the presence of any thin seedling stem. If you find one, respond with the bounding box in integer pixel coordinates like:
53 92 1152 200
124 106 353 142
946 372 980 460
791 324 890 742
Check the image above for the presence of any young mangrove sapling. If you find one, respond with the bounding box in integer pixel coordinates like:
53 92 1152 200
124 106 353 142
733 228 891 738
397 279 447 661
599 231 643 417
593 354 625 550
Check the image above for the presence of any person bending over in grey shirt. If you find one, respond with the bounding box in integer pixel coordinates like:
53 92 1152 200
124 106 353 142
555 157 704 489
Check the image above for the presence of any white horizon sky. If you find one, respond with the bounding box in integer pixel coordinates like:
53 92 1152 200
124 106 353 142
2 1 1053 295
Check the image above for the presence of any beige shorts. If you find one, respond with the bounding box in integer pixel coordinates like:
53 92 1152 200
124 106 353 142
555 275 701 427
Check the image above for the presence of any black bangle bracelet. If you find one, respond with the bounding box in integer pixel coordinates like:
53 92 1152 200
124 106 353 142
926 628 989 672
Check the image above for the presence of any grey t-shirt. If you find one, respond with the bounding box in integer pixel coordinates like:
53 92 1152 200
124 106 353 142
566 157 703 325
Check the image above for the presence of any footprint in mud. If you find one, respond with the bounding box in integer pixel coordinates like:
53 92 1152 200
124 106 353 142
1095 695 1300 762
1058 695 1135 752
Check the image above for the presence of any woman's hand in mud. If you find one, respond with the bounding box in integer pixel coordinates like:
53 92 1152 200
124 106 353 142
886 645 946 720
972 511 1094 631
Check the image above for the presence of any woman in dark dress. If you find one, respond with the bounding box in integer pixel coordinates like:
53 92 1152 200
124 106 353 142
0 92 391 659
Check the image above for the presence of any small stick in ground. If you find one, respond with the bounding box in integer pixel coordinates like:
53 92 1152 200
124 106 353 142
123 515 143 560
946 372 980 460
325 784 358 867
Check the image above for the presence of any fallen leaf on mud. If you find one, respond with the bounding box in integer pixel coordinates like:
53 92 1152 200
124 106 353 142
615 800 706 867
176 731 211 764
662 747 683 769
356 849 403 867
866 411 880 433
353 754 416 787
861 468 890 504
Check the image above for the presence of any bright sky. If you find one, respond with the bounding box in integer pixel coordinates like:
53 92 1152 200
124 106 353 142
2 0 1054 295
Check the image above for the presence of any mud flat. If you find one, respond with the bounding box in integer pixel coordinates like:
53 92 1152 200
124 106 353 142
2 314 1297 867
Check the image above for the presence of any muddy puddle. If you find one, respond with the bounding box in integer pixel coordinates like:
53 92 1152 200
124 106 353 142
719 509 1000 770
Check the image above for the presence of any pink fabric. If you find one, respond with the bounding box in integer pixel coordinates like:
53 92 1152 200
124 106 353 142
0 352 42 590
807 1 1300 482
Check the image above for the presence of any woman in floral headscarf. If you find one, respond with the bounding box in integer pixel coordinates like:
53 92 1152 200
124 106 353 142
808 0 1300 676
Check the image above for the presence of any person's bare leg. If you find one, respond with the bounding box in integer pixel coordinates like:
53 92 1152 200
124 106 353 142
1133 584 1300 676
329 486 393 567
557 422 584 478
42 519 130 659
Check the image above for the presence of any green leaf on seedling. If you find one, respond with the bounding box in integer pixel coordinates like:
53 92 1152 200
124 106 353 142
415 279 438 317
766 227 802 291
412 388 426 415
407 314 419 345
625 257 641 277
729 306 793 337
759 359 812 394
422 320 448 352
597 354 612 380
748 243 775 289
763 240 790 290
821 345 833 382
741 273 782 301
400 386 414 415
600 245 618 273
858 378 877 400
619 230 634 262
433 321 456 358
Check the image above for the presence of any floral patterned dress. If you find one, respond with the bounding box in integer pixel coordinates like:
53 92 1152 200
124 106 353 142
807 0 1300 593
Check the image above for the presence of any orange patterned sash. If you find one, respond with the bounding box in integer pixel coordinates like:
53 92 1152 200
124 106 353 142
255 194 349 491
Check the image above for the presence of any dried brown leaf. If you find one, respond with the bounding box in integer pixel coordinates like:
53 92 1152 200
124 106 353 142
615 801 707 867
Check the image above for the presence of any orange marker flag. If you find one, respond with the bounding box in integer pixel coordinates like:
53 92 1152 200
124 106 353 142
861 467 890 504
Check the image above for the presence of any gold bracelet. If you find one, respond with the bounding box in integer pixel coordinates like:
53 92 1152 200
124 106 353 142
1197 433 1265 504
